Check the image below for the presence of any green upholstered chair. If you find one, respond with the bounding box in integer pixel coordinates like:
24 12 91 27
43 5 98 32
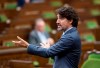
4 3 17 9
50 1 63 7
93 0 100 5
42 11 56 19
48 57 54 65
86 20 99 29
33 60 39 67
81 33 96 42
82 58 100 68
3 41 15 47
45 24 52 32
82 53 100 68
0 14 8 22
89 53 100 59
90 9 100 16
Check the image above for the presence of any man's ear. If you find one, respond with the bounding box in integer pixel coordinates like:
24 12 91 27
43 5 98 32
69 20 73 24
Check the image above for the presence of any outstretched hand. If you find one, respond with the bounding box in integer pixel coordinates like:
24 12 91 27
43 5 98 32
12 36 29 48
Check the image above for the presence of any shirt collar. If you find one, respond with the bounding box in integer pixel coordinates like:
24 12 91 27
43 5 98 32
62 27 73 35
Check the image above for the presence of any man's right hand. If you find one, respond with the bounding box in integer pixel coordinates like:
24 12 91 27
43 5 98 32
40 41 50 48
12 36 29 48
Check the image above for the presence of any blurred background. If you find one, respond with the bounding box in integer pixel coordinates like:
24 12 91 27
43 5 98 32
0 0 100 68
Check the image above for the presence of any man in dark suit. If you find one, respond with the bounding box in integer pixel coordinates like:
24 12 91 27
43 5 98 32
17 0 30 7
28 18 52 45
17 0 25 7
13 6 81 68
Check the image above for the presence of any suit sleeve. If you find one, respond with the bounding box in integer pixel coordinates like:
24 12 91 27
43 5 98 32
27 34 74 58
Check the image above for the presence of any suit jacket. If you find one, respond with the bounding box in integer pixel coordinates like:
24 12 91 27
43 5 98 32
28 30 50 45
17 0 32 7
27 27 81 68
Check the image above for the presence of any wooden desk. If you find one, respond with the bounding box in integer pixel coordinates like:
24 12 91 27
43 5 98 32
0 47 33 68
0 46 51 68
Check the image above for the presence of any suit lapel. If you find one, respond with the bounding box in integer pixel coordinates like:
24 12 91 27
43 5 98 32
34 30 41 43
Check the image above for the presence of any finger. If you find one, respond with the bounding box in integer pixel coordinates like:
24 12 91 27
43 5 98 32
17 36 29 46
40 43 45 46
12 41 21 44
12 41 21 46
17 36 26 43
12 41 21 43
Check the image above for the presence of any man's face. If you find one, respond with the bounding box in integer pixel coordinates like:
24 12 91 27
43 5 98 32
56 14 72 31
36 21 45 32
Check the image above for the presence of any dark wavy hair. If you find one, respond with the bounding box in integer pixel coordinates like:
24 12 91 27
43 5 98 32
56 6 79 28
